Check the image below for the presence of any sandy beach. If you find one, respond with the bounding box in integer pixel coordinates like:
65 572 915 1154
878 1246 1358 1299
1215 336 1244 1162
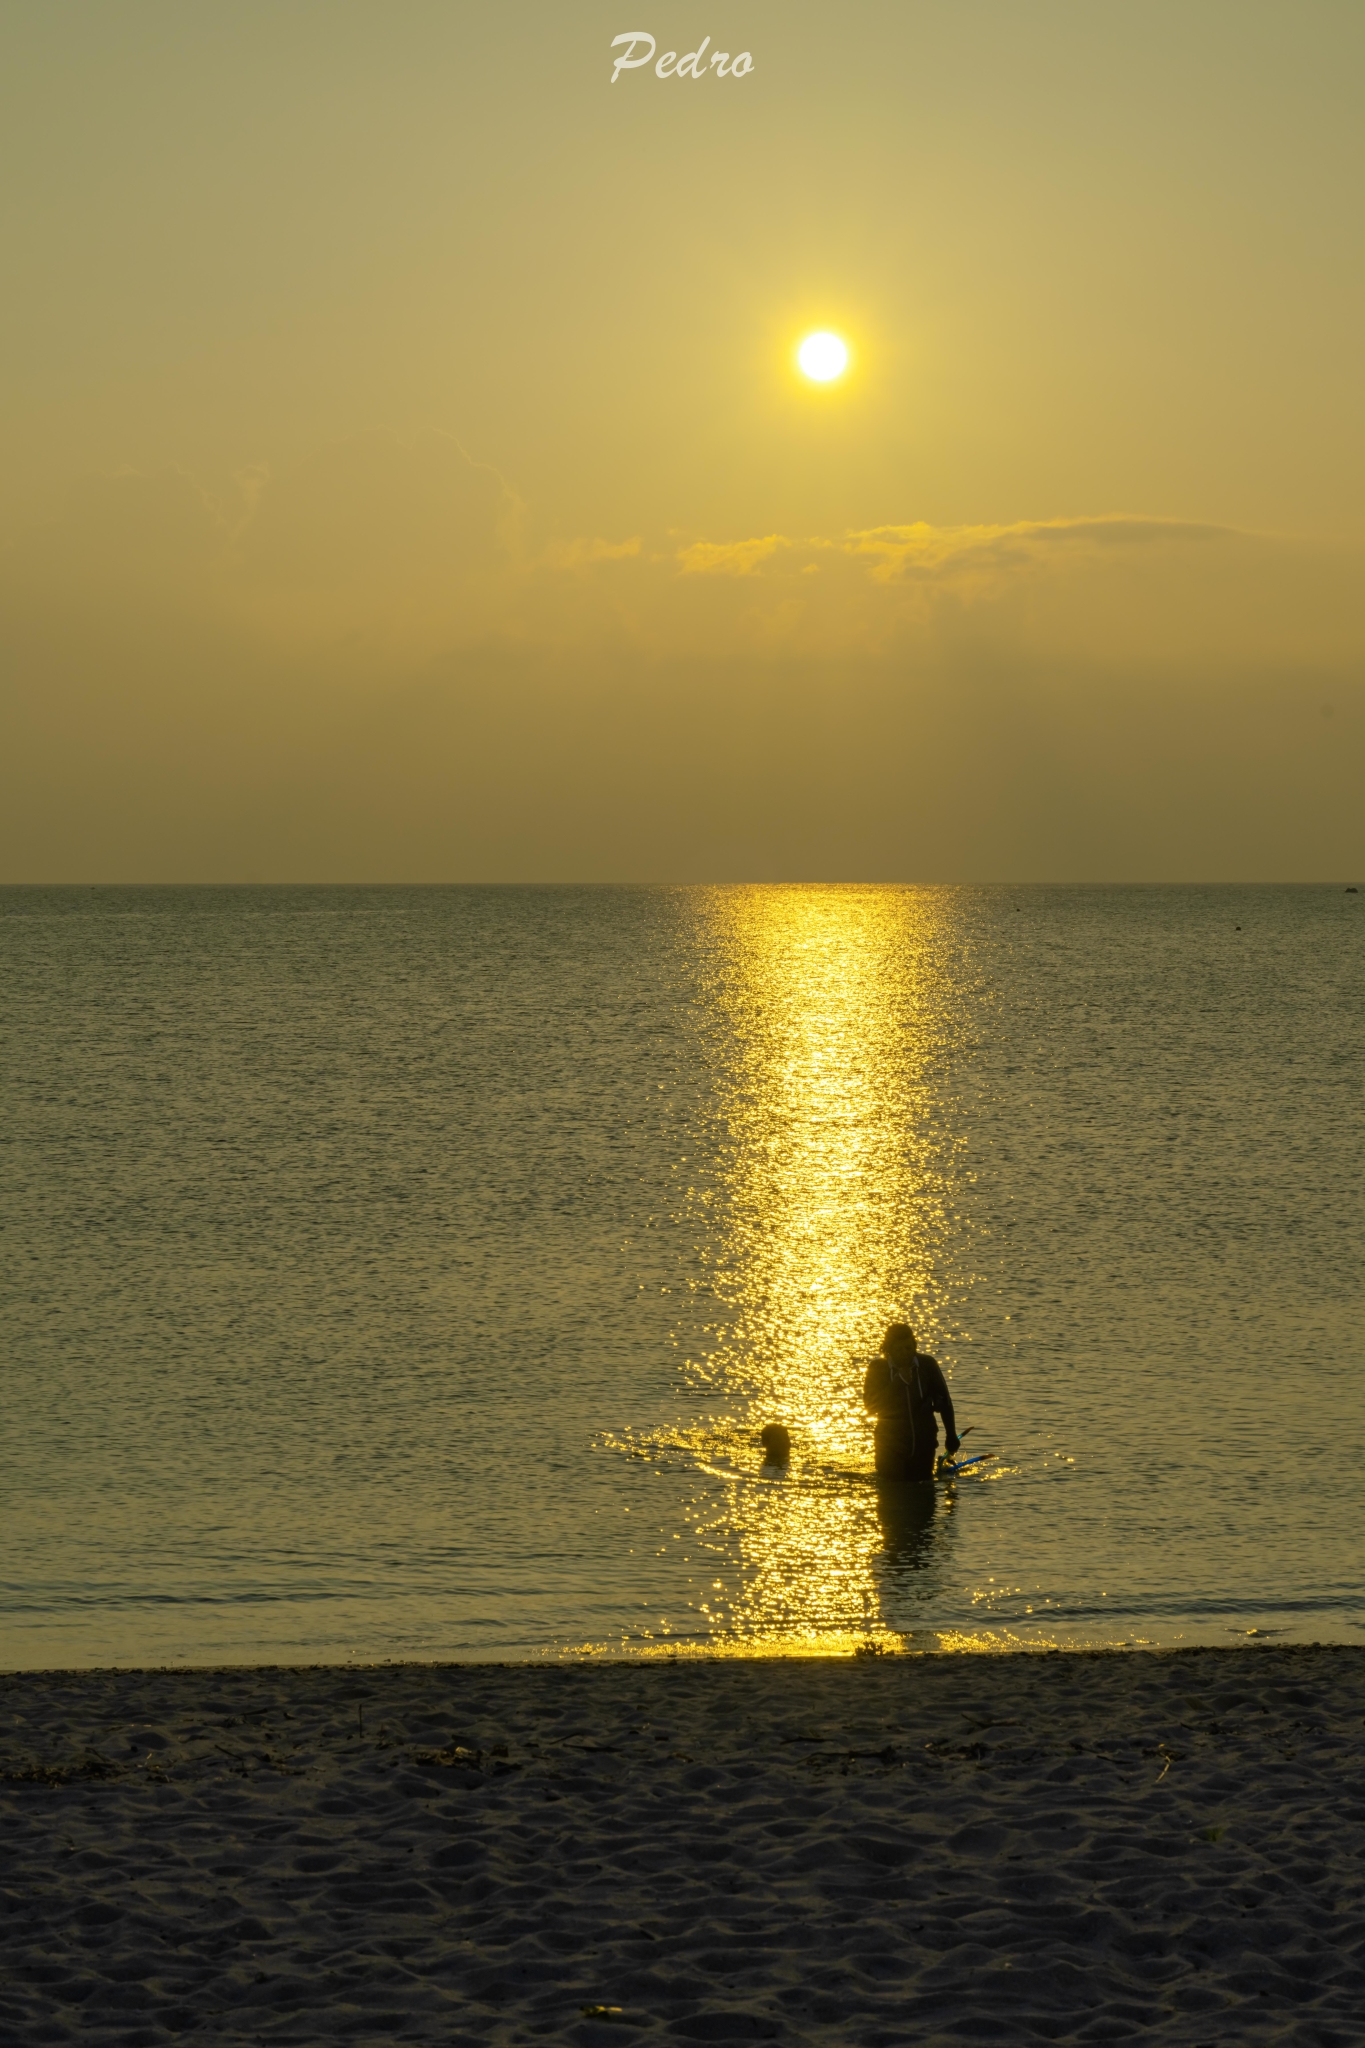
3 1645 1364 2045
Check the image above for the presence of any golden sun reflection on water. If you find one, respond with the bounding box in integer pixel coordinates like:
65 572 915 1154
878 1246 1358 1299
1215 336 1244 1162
698 885 967 1453
621 886 986 1654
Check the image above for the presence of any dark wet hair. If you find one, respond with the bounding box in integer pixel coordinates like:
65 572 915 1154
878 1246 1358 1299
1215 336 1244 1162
759 1424 792 1463
881 1322 915 1354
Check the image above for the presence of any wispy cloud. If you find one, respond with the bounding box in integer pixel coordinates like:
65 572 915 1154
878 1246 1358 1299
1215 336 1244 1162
676 515 1228 585
2 443 1361 881
842 514 1230 580
1 436 1360 677
677 535 790 577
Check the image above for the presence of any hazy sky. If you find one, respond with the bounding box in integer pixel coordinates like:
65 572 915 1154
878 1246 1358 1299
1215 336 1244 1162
2 1 1362 880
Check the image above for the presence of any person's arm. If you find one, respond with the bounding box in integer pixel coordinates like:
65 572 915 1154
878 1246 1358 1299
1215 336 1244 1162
926 1358 960 1455
862 1357 890 1414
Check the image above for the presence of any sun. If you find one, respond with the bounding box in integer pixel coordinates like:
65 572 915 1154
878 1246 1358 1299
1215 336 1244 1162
797 331 849 382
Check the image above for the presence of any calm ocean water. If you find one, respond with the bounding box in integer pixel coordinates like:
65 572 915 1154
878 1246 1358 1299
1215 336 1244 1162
2 884 1362 1669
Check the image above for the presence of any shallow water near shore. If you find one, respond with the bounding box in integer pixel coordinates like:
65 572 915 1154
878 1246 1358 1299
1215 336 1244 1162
2 883 1362 1667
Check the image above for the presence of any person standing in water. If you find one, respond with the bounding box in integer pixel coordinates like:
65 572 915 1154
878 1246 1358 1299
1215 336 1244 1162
862 1323 960 1481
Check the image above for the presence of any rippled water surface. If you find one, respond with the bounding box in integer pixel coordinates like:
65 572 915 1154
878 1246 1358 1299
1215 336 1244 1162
2 884 1362 1666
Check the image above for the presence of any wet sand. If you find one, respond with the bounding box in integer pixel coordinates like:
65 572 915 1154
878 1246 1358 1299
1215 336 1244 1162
3 1645 1364 2045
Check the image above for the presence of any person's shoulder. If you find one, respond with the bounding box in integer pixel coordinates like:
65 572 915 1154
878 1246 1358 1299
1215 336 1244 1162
919 1352 946 1378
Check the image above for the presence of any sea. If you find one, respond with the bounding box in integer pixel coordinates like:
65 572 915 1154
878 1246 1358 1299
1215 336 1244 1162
2 884 1362 1670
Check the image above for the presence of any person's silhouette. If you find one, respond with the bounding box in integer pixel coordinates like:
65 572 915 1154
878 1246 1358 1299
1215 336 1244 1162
759 1423 792 1466
861 1323 959 1480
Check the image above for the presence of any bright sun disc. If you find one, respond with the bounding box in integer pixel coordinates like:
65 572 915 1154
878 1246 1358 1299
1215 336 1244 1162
797 331 848 382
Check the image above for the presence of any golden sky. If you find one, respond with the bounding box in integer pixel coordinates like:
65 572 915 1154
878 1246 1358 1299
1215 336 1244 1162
1 1 1362 880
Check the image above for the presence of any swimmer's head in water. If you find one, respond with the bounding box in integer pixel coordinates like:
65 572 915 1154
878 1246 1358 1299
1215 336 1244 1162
759 1424 791 1464
881 1322 916 1359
